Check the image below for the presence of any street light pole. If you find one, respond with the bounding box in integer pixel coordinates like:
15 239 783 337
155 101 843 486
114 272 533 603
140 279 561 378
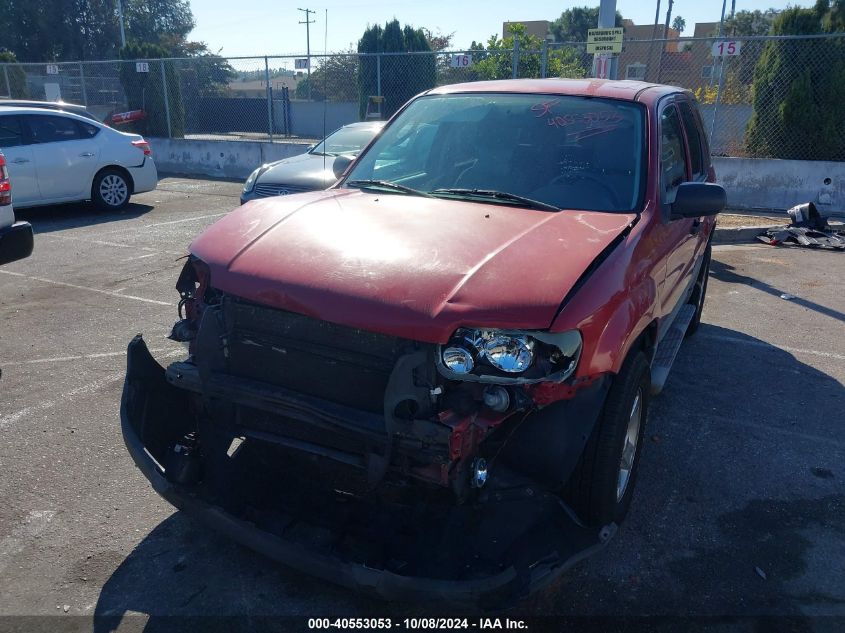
597 0 618 79
298 7 316 100
117 0 126 48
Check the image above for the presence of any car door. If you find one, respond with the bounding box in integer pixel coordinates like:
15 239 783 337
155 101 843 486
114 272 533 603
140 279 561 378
0 114 40 205
25 113 101 201
677 98 713 263
656 100 698 318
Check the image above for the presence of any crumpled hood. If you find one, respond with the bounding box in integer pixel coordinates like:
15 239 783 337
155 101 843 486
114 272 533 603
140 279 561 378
191 190 635 343
258 152 336 190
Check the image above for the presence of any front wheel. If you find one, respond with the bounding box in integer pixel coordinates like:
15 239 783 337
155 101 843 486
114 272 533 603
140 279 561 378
92 169 131 211
563 350 650 527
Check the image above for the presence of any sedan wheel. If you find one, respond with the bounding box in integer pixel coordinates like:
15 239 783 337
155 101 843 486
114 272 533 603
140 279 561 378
93 169 131 211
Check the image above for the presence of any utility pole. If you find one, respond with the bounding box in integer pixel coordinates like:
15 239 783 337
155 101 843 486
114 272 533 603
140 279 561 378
117 0 126 48
647 0 661 82
298 8 315 100
596 0 618 79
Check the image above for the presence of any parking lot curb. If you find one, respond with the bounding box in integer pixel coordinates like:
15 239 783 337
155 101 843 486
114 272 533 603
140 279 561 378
712 224 777 245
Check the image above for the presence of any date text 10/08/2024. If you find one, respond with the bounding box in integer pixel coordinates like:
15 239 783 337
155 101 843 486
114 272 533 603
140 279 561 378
307 618 529 630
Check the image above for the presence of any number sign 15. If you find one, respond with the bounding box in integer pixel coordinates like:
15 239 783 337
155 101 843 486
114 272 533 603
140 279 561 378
712 40 741 57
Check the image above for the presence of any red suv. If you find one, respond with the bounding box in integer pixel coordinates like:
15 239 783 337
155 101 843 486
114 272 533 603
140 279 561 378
122 79 725 607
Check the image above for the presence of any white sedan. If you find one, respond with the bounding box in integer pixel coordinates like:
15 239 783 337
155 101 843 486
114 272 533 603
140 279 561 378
0 107 157 211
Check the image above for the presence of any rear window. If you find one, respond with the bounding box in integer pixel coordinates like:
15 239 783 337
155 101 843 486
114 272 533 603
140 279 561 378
346 93 646 212
27 114 83 143
0 115 25 148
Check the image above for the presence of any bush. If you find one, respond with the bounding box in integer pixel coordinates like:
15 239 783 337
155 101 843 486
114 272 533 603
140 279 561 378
745 5 845 160
118 42 185 138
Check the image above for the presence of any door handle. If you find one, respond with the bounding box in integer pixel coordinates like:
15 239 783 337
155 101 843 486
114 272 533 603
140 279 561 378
12 157 30 164
79 152 95 157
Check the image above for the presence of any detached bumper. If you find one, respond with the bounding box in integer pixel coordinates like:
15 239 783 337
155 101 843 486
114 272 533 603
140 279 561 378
0 221 34 265
121 335 611 608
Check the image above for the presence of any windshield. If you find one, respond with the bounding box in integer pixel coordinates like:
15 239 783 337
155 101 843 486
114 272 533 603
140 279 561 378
311 125 380 156
344 93 645 212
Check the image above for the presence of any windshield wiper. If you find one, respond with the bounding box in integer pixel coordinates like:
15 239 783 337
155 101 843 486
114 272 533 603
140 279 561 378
430 188 560 212
346 179 433 197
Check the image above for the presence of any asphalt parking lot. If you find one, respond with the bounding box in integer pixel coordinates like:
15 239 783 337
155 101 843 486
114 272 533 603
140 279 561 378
0 177 843 629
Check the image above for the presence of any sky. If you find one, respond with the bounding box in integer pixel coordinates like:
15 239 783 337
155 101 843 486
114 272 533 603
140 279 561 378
189 0 816 58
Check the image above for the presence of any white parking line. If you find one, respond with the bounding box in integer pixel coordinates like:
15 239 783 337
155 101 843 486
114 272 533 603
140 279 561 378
95 212 228 236
0 372 123 429
699 333 845 361
2 347 182 367
0 270 171 306
38 233 185 257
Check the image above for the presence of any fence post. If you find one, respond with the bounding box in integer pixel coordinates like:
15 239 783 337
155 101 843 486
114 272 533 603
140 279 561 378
540 41 548 79
78 62 88 106
264 56 273 142
376 54 381 98
2 65 9 98
160 60 172 138
708 59 725 150
512 39 520 79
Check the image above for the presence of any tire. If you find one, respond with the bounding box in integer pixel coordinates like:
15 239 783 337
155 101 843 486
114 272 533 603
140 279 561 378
92 168 131 211
562 350 650 527
685 244 712 338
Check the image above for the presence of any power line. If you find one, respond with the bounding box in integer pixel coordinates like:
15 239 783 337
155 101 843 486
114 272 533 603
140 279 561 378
298 8 316 100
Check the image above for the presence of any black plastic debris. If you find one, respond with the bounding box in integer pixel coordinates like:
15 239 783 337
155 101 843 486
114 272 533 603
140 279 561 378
758 202 845 250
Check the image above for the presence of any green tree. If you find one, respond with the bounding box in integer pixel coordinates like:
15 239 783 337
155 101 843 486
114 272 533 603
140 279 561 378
724 8 779 35
671 15 686 34
745 2 845 159
0 50 29 98
0 0 195 62
118 41 185 138
296 51 359 102
357 20 435 119
550 7 624 42
474 23 585 80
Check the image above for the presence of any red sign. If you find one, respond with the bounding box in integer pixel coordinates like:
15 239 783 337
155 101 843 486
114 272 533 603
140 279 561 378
111 110 146 125
594 54 610 79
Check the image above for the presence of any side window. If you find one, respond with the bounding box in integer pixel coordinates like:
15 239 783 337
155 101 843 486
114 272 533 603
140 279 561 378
0 115 26 148
678 101 705 179
77 121 100 139
660 105 688 199
27 115 83 144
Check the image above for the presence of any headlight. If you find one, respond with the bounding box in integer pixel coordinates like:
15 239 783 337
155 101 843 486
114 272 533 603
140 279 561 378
242 167 261 193
437 328 581 384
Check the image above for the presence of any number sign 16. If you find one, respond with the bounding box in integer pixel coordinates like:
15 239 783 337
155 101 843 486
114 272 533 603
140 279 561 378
712 40 741 57
450 54 472 68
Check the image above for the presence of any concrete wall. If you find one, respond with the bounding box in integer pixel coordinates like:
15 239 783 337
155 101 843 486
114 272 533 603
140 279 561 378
149 138 310 179
281 102 359 138
713 157 844 215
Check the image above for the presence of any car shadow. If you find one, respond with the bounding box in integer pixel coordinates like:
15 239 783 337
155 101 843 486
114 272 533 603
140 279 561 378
92 325 845 628
14 201 154 234
710 258 845 324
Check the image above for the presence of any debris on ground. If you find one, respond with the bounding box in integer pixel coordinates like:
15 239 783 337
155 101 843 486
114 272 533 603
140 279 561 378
758 203 845 250
755 566 768 580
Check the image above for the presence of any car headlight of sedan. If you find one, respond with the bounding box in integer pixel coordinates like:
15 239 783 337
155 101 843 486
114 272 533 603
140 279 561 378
437 328 582 384
242 167 262 194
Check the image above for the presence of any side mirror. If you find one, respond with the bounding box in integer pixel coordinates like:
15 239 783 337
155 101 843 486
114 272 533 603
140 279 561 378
306 144 316 152
332 154 355 179
671 182 726 219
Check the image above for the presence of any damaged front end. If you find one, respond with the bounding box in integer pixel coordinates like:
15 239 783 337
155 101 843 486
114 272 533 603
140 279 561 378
121 258 614 607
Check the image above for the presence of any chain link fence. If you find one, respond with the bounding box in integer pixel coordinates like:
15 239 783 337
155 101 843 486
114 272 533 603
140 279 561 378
2 32 843 160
